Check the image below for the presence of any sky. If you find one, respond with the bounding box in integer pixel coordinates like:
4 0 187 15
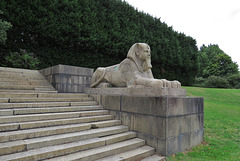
124 0 240 69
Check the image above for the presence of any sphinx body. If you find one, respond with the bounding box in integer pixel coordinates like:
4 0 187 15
91 43 181 88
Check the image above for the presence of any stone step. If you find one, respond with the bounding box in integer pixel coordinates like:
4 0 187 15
0 71 45 78
0 110 109 124
0 67 40 74
45 138 145 161
38 93 89 98
0 85 55 90
9 105 102 115
0 93 38 98
0 77 48 82
141 154 165 161
0 127 132 155
0 93 88 98
0 89 58 93
0 81 51 86
0 137 143 161
96 145 155 161
0 114 113 132
0 101 98 109
0 74 47 81
8 97 93 103
0 120 121 143
0 98 8 103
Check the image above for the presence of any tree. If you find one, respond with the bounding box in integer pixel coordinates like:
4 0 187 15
0 10 12 44
0 0 199 85
197 44 238 78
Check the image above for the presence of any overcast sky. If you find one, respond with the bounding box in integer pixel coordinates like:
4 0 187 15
125 0 240 69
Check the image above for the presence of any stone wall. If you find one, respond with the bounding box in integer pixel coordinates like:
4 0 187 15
91 92 204 156
39 64 93 93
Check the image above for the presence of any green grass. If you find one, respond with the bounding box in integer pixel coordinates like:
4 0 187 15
167 87 240 161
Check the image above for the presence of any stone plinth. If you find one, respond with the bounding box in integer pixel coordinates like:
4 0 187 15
89 88 204 156
40 64 93 93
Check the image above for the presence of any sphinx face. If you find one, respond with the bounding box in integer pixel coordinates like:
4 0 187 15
138 44 152 71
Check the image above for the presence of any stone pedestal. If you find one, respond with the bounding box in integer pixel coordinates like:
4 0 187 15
40 64 93 93
88 87 204 156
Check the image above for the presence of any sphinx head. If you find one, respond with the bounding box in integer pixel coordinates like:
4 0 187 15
127 43 152 72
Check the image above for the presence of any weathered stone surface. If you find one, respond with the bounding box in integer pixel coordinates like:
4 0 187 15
121 96 167 116
97 94 204 156
166 115 191 137
45 138 145 161
40 64 93 93
91 43 181 89
101 95 121 111
0 109 13 116
87 87 187 96
133 114 166 138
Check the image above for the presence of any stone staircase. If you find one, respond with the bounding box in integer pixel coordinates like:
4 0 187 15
0 67 164 161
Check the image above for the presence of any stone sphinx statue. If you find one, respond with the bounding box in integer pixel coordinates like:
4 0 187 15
91 43 181 88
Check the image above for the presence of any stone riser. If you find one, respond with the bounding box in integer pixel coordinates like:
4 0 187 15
0 93 88 98
0 77 48 82
0 128 133 156
0 85 55 90
0 119 121 143
0 138 146 161
0 114 114 132
0 81 52 86
2 105 102 115
6 97 93 103
0 110 109 124
96 145 155 161
46 138 146 161
0 101 98 109
0 89 58 93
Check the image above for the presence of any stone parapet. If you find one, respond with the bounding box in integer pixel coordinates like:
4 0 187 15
86 87 186 97
40 64 93 93
91 93 204 156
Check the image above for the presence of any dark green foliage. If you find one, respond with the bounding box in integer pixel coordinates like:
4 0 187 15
204 76 230 88
0 0 198 85
4 49 40 69
0 10 12 44
193 77 206 87
197 44 239 78
227 74 240 89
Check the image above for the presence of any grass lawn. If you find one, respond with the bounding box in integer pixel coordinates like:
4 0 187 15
167 87 240 161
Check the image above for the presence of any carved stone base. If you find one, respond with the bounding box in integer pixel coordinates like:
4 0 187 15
89 89 204 156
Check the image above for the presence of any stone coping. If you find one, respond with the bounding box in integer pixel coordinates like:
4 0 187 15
86 87 186 97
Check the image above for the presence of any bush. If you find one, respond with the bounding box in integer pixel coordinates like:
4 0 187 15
4 49 40 69
193 77 206 87
227 74 240 89
204 76 230 88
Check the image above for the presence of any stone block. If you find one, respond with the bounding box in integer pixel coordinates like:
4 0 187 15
133 114 166 138
166 133 190 156
52 74 60 84
120 112 134 130
166 115 191 137
190 128 204 147
71 76 79 84
0 109 13 116
137 132 159 151
190 97 204 114
190 113 204 131
101 95 121 111
52 65 60 74
121 96 167 116
108 110 121 120
167 97 189 116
